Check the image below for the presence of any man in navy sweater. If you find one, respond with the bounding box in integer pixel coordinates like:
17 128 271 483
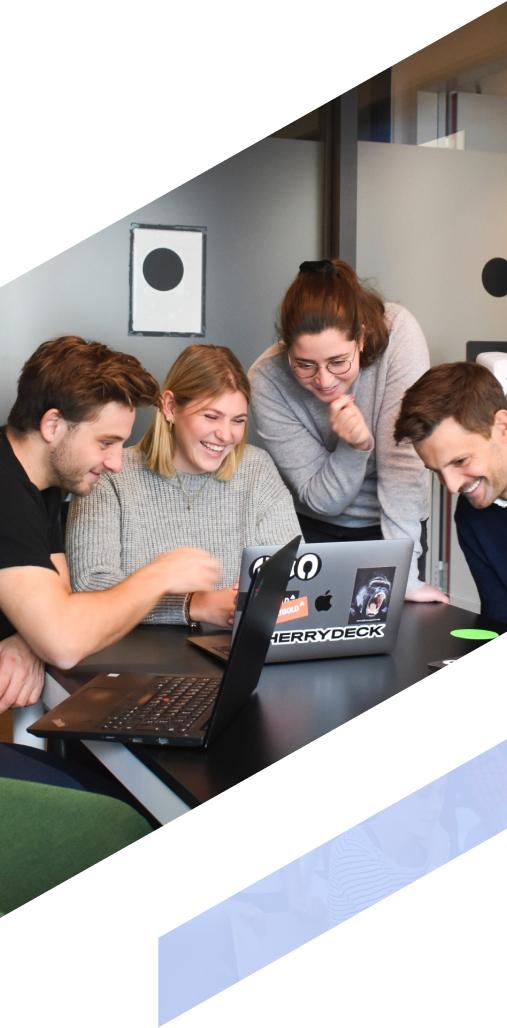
394 361 507 622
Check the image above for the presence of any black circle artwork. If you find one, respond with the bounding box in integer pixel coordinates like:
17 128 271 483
142 248 184 291
482 257 507 298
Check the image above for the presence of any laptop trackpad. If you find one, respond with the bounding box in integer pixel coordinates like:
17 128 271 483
66 676 159 723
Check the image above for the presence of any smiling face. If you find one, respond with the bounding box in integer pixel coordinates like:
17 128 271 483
289 328 361 404
48 401 135 495
163 389 248 474
415 415 507 509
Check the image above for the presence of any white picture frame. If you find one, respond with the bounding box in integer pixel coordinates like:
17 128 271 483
129 223 206 336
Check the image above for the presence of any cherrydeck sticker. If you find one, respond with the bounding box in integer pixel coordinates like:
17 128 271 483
271 624 386 645
349 566 396 624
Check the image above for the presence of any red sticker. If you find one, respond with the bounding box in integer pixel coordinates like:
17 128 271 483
276 596 309 624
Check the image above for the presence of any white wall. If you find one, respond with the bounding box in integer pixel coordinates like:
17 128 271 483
0 137 320 438
356 142 507 365
356 141 507 610
457 92 507 152
391 5 507 144
417 89 507 154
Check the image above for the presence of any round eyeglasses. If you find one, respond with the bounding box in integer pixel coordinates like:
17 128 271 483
289 341 358 380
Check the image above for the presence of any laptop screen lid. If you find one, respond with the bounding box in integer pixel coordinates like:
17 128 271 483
233 538 413 663
205 534 300 744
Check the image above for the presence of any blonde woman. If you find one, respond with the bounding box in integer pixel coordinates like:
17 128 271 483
66 344 300 627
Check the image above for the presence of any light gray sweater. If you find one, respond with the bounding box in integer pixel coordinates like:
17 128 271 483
66 444 300 624
249 303 430 590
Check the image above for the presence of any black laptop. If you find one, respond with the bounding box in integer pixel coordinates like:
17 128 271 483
28 535 300 749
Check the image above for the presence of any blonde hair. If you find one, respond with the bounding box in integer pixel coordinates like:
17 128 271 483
138 344 250 480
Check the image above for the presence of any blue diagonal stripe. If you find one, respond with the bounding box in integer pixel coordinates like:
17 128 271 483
159 740 507 1024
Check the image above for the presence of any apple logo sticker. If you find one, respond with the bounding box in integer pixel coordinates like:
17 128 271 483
315 590 332 612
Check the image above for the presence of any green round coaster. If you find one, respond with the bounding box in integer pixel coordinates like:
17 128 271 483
450 628 499 641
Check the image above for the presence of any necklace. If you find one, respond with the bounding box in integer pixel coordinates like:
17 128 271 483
174 471 210 511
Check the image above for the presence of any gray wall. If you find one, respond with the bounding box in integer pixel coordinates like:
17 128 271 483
357 140 507 611
356 141 507 366
0 137 320 437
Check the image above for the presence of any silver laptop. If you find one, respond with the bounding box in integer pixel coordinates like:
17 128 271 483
190 538 413 664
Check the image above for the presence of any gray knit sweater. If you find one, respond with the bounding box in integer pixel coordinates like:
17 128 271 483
66 444 300 624
249 303 430 591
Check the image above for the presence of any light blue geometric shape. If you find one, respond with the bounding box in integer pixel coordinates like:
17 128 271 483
159 740 507 1024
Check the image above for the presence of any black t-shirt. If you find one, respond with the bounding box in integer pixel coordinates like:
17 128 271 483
0 427 64 640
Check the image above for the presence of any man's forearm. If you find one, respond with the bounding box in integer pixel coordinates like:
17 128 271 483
0 548 220 669
47 563 181 666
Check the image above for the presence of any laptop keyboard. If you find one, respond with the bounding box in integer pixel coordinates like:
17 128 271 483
100 674 221 736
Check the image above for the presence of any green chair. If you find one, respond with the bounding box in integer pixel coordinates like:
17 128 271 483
0 777 152 914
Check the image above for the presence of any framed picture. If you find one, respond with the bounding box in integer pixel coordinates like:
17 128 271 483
129 223 206 336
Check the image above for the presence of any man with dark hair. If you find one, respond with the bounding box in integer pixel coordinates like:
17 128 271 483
0 336 220 714
394 361 507 621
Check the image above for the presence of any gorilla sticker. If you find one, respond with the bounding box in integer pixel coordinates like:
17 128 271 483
349 567 395 624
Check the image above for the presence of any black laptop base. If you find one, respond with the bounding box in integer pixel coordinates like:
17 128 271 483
29 536 301 749
29 672 220 747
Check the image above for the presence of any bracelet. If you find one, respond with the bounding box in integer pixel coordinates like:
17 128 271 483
183 593 200 630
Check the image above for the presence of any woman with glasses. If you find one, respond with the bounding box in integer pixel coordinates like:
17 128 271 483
67 344 300 628
249 259 447 602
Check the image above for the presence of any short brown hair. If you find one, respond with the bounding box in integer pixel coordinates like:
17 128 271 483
139 344 250 480
8 335 160 433
278 259 389 368
394 361 507 444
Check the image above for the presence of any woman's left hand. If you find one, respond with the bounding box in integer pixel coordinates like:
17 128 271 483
405 584 449 604
189 586 238 628
329 394 373 451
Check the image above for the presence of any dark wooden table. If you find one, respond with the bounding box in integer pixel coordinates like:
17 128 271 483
45 602 503 818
